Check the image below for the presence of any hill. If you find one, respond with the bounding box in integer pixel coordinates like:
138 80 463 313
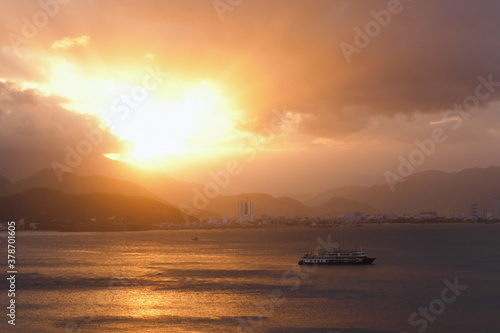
312 196 378 216
0 169 219 217
11 169 166 202
0 175 13 196
316 166 500 215
202 193 377 217
308 186 367 206
70 154 204 206
0 188 194 230
204 193 311 217
0 152 208 207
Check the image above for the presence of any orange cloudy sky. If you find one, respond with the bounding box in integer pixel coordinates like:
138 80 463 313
1 0 499 195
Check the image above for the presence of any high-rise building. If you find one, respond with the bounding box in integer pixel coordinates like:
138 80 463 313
494 198 500 220
238 200 255 223
471 202 478 220
344 211 367 221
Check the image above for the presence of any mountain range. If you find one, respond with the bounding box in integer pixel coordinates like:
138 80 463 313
1 155 499 224
311 167 500 215
204 193 378 217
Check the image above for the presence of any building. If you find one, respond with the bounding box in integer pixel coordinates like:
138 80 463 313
344 211 367 221
471 202 478 220
494 198 500 220
420 211 438 219
238 200 255 223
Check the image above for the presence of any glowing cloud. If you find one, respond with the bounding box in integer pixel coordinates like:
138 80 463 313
51 35 90 50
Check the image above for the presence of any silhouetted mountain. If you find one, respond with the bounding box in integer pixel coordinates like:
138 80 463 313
4 158 499 219
70 154 207 206
0 175 13 196
312 196 378 216
0 149 65 182
0 168 220 219
204 193 312 217
10 169 166 203
308 186 367 206
0 188 194 227
202 193 376 217
318 166 500 215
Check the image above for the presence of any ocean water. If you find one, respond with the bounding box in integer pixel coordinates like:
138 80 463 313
1 224 499 333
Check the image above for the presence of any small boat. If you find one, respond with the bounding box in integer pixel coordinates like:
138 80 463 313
192 237 198 241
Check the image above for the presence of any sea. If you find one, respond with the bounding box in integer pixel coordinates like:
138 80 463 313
1 223 499 333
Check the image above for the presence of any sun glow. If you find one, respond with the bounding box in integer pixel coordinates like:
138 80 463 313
113 81 238 162
46 58 240 168
50 61 114 115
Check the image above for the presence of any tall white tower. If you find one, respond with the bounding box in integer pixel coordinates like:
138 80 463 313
238 200 255 223
471 202 478 220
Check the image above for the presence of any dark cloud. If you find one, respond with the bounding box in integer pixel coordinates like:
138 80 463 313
0 81 129 178
254 0 500 137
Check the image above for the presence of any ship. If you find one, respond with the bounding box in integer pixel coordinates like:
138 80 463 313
298 247 376 265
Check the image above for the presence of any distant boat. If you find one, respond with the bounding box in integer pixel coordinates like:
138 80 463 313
192 237 198 241
298 248 376 265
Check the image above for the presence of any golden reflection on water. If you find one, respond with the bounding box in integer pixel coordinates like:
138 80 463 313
115 288 165 318
111 285 244 321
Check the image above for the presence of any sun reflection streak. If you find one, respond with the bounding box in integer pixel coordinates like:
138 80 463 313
117 288 165 318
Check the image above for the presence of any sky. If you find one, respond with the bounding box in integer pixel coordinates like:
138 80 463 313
1 0 499 196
